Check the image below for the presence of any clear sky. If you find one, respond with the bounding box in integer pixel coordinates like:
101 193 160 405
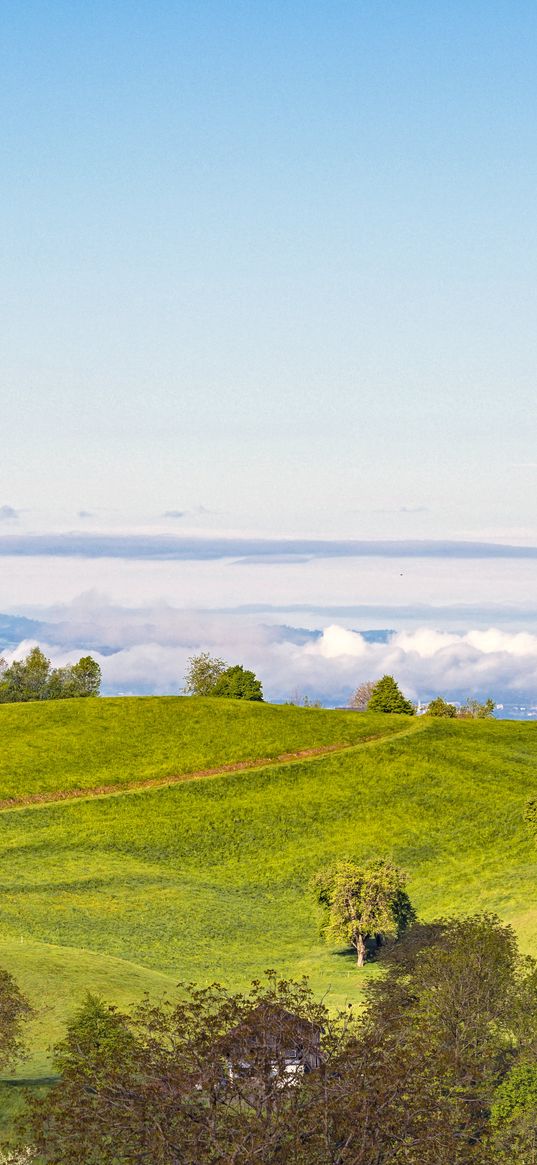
3 0 537 541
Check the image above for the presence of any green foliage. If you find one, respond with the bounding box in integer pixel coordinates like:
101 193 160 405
363 913 537 1163
367 674 415 715
427 696 457 718
184 654 264 701
52 993 137 1076
25 974 331 1164
0 968 31 1072
490 1063 537 1162
183 651 227 695
314 858 414 965
211 664 264 701
56 656 101 699
21 919 537 1165
0 647 101 704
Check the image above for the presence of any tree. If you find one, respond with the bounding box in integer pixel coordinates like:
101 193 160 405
427 696 457 718
66 655 102 697
367 675 415 715
0 647 101 703
349 680 376 711
314 858 414 967
48 656 102 699
0 967 31 1072
24 976 331 1165
0 647 51 703
458 697 495 719
354 913 537 1163
211 664 263 702
21 919 537 1165
490 1063 537 1163
183 651 227 696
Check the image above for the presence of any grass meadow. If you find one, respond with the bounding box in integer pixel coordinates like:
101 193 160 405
1 699 537 1142
0 704 536 1082
0 696 408 801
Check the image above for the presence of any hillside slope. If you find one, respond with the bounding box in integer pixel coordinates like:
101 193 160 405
0 696 408 801
1 701 536 1089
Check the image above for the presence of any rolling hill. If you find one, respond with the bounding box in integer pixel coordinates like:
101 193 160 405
1 696 536 1133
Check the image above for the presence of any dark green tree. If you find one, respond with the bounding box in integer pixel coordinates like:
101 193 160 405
364 913 537 1162
367 675 415 715
427 696 457 717
211 664 264 701
314 858 414 966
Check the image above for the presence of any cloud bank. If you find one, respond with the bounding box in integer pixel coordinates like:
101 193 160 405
3 598 537 710
1 534 537 561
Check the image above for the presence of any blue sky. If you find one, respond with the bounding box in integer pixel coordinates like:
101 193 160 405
3 1 537 540
2 3 537 705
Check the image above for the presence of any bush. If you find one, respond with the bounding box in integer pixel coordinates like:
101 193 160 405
427 697 457 718
211 665 263 702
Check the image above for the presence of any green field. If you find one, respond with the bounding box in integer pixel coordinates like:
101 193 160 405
0 696 407 801
1 697 537 1132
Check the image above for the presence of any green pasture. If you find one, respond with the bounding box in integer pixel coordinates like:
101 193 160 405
1 700 537 1143
0 696 407 800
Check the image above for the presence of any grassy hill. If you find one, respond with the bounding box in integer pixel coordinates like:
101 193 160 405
0 695 407 802
1 697 537 1121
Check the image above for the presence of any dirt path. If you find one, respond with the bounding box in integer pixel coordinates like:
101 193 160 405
0 718 426 814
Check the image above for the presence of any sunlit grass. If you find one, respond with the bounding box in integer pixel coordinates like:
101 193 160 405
1 704 536 1105
0 696 407 800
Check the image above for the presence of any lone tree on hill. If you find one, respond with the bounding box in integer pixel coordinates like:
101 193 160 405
427 696 457 718
349 680 376 711
368 675 415 715
314 858 415 967
183 651 227 696
183 654 264 701
211 664 263 702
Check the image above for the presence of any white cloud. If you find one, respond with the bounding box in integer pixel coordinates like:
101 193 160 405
6 603 537 707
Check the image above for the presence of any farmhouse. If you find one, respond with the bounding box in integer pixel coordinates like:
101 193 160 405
221 1003 323 1080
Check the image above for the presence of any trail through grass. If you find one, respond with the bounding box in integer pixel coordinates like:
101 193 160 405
0 696 410 800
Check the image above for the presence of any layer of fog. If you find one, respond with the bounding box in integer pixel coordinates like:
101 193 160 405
3 597 537 706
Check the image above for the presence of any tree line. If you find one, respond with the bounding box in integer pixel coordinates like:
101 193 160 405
350 675 495 718
184 655 496 715
0 646 101 703
4 913 537 1163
